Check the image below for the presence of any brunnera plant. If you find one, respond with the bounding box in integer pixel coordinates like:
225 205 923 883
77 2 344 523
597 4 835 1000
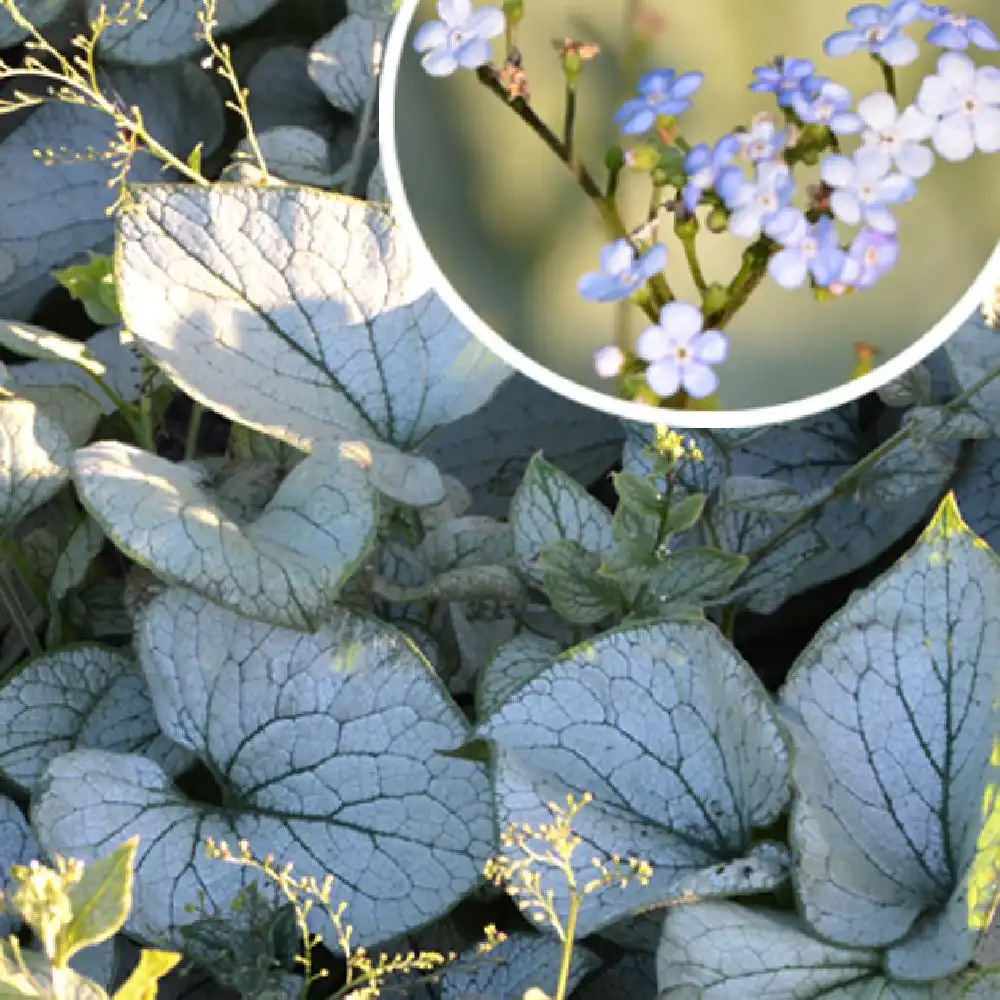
0 0 998 998
412 0 1000 408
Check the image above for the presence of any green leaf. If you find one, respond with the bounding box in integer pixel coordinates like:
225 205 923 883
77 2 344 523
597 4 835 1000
438 933 599 999
779 492 1000 979
116 185 508 488
0 645 192 796
185 143 203 175
511 454 613 580
480 620 790 938
538 540 623 625
51 256 120 327
633 549 748 616
71 441 377 630
0 399 75 534
33 589 493 949
57 839 137 965
476 632 560 721
111 949 182 1000
663 493 707 534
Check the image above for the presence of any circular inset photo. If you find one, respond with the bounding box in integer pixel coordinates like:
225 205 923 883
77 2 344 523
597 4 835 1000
380 0 1000 427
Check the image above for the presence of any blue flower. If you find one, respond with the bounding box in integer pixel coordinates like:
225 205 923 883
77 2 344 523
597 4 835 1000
578 239 667 302
635 302 728 399
915 52 1000 160
749 58 822 108
737 113 791 162
681 134 742 213
722 160 796 239
820 147 917 233
840 227 901 288
824 2 924 67
615 68 705 135
855 92 935 177
767 214 848 289
921 6 1000 50
413 0 506 77
791 79 864 134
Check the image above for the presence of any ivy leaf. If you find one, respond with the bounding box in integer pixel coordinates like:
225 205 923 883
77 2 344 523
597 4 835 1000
116 185 509 506
779 493 1000 979
71 441 377 630
479 620 790 938
33 589 493 949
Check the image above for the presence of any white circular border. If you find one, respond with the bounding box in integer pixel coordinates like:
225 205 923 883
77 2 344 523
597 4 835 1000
379 0 1000 429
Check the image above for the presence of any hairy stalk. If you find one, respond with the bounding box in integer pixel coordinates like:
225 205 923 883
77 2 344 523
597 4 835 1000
749 359 1000 566
563 81 577 159
0 0 209 213
197 0 269 182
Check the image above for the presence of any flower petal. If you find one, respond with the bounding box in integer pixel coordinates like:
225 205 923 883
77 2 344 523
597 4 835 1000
638 243 668 277
769 249 808 289
680 361 718 399
600 239 635 276
896 104 934 140
671 72 705 99
413 20 448 53
976 66 1000 104
879 33 920 66
693 330 728 365
455 38 492 69
421 48 459 76
820 154 855 187
659 301 705 342
938 51 976 89
824 29 865 58
467 6 506 38
636 324 672 362
973 107 1000 154
645 359 681 398
895 142 934 177
858 91 898 130
933 114 976 160
830 189 862 225
437 0 471 27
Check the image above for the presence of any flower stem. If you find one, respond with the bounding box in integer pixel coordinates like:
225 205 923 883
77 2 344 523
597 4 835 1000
677 222 708 293
748 359 1000 565
874 54 896 99
475 66 626 241
554 892 581 1000
563 82 577 159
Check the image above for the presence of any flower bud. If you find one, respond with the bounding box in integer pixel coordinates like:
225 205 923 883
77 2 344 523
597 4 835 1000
593 345 626 379
502 0 524 25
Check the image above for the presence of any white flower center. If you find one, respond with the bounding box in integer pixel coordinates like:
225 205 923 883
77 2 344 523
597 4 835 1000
864 245 880 267
674 345 693 363
946 13 969 28
449 29 471 48
859 182 876 202
758 193 778 211
802 237 818 260
962 94 980 117
867 27 888 44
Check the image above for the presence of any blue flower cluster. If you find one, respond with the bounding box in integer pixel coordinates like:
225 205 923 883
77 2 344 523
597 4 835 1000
412 0 999 404
578 1 1000 399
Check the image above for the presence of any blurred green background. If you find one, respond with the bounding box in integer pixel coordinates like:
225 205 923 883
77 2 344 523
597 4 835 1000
392 0 1000 409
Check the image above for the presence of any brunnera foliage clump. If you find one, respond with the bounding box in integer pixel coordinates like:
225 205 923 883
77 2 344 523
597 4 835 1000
0 0 997 998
